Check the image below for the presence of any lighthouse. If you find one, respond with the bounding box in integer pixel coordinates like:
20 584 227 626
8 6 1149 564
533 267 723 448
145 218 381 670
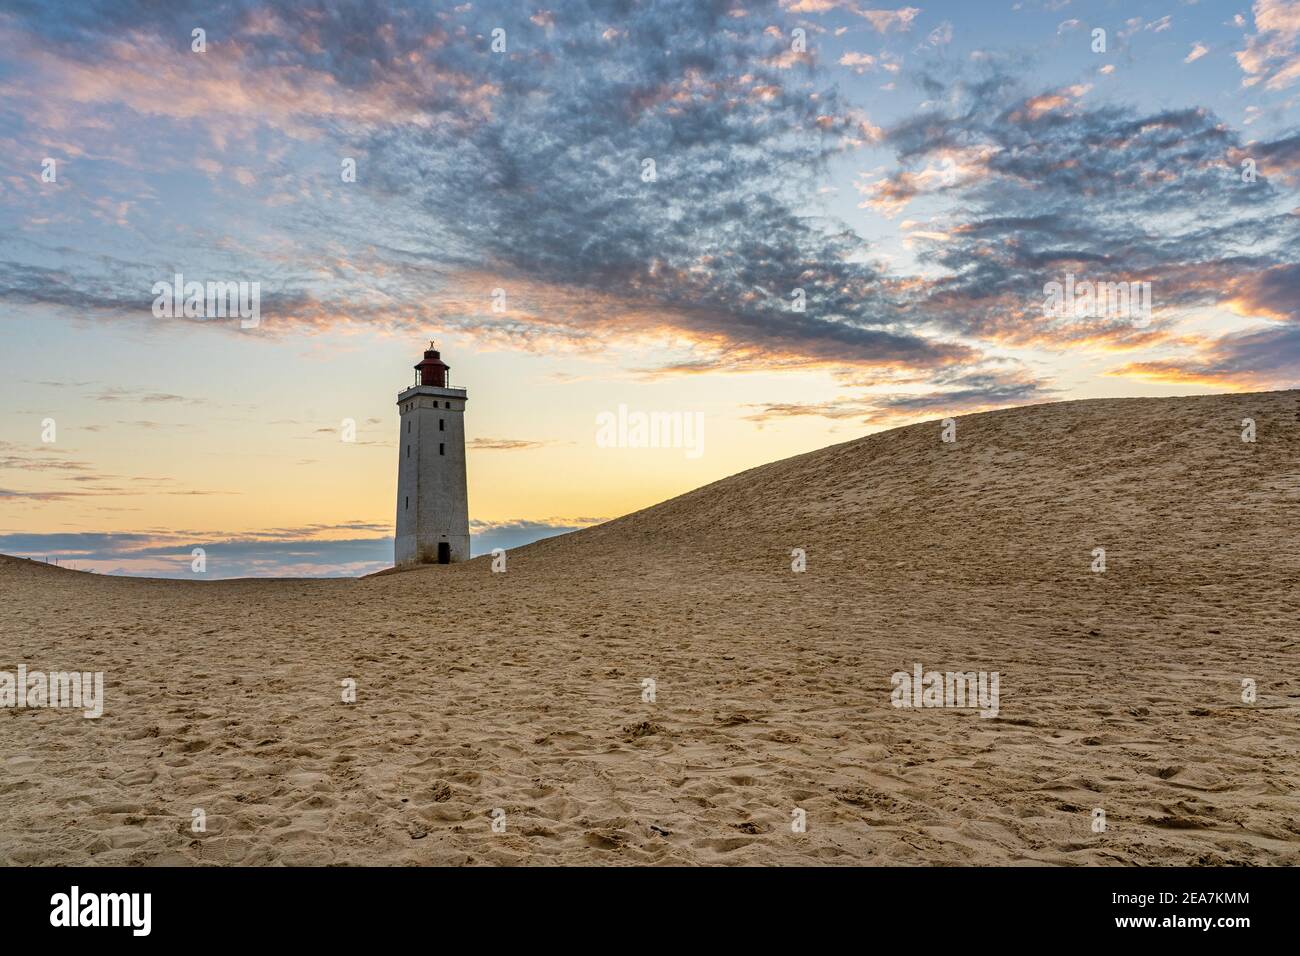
395 343 470 566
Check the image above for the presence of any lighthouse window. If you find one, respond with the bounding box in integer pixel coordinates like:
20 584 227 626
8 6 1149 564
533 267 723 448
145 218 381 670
439 443 445 455
444 401 451 408
405 496 409 510
407 421 411 433
406 445 410 458
439 419 444 431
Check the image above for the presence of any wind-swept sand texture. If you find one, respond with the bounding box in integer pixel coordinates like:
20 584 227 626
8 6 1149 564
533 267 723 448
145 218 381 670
2 391 1298 865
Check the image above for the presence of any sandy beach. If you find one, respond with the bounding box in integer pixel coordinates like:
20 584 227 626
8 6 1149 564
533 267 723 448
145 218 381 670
2 390 1298 866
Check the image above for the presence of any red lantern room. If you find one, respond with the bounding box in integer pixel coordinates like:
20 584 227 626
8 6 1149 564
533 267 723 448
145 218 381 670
415 342 449 387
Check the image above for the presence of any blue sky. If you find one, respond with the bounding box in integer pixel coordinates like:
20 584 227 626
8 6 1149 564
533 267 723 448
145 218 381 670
1 0 1297 576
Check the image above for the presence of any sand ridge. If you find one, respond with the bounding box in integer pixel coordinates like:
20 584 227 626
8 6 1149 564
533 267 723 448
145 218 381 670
1 390 1298 865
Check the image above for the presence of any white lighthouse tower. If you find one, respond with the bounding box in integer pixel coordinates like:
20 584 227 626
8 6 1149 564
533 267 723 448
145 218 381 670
395 343 470 566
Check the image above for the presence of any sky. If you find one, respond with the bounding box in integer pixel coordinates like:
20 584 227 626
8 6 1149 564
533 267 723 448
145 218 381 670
0 0 1297 577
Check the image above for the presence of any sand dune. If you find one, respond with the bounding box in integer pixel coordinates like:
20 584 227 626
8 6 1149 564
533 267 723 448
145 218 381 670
2 390 1298 865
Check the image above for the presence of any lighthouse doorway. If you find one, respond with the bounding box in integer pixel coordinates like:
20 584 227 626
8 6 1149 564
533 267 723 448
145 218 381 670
437 542 451 564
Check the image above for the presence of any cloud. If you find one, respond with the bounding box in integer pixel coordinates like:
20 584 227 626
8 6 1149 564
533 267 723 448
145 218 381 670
3 1 1297 423
468 518 603 555
860 372 1056 422
92 386 202 404
468 438 552 450
1185 42 1209 63
0 441 95 472
1106 264 1300 388
1220 263 1300 322
0 476 235 501
1012 83 1091 122
1108 323 1300 389
0 518 605 577
743 368 1057 423
926 22 953 47
855 7 922 34
779 0 919 32
0 0 974 381
0 530 392 577
866 63 1300 356
856 144 997 216
1237 0 1300 89
839 51 879 73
